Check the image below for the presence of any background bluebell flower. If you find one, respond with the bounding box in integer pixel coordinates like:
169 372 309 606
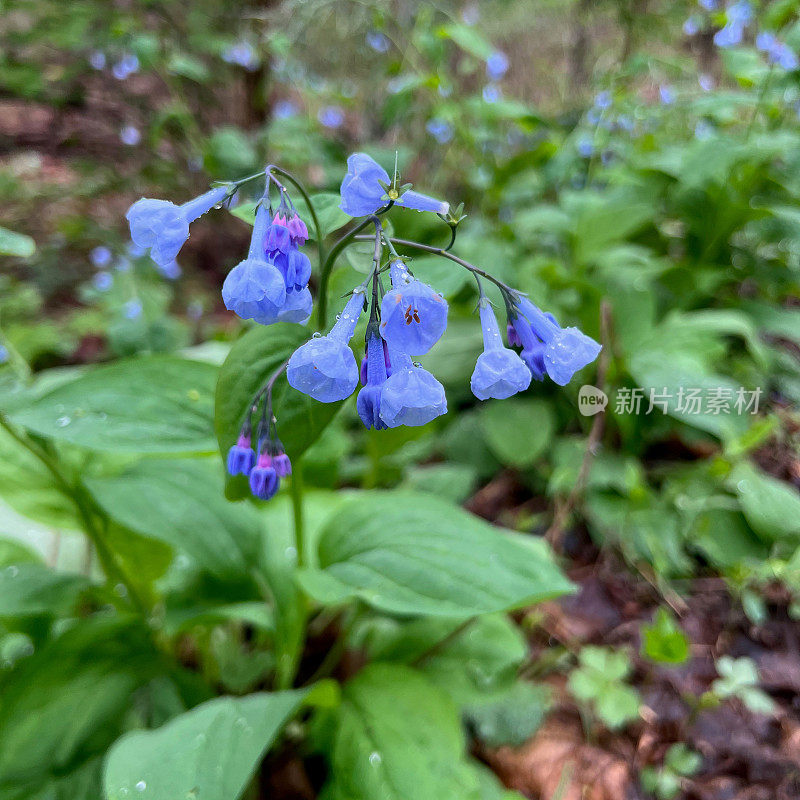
90 246 112 267
379 350 447 427
486 50 509 81
357 331 389 429
222 203 287 324
227 434 255 476
471 300 531 400
127 186 228 267
249 454 279 500
379 259 448 355
318 105 345 129
286 290 364 402
339 153 449 217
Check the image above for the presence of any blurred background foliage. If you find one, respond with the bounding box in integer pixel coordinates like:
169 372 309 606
2 0 800 798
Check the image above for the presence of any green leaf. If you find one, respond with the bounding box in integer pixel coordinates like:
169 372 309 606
728 463 800 544
439 23 493 59
321 664 481 800
85 459 263 579
215 323 343 500
594 684 641 729
0 227 35 258
0 617 158 789
104 689 309 800
641 608 690 665
9 357 217 454
355 614 527 705
480 399 554 468
0 563 88 617
464 681 549 747
298 491 574 618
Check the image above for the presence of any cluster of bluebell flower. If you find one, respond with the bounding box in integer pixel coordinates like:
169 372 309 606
125 152 600 502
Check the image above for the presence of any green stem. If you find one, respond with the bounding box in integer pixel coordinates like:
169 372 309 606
745 64 775 141
0 414 149 616
316 216 378 329
290 459 306 568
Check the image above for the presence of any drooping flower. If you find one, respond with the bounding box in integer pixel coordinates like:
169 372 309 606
510 296 601 386
379 349 447 428
286 289 365 402
127 185 229 267
379 259 448 355
265 221 293 255
274 248 312 292
339 153 449 217
222 202 287 324
227 434 255 476
249 453 279 500
273 452 292 477
287 213 308 246
357 330 389 430
471 299 531 400
275 286 312 324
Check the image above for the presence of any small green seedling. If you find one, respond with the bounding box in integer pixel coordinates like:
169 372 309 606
711 656 775 714
641 607 690 665
641 743 702 799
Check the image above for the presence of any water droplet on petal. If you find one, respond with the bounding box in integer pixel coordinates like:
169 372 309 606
56 415 71 427
312 331 322 338
369 751 382 766
135 781 147 792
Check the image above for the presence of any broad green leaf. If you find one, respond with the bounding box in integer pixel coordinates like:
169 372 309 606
0 617 158 789
103 689 308 800
729 463 800 545
481 399 554 468
0 563 88 617
85 459 262 579
215 323 343 500
298 491 574 618
688 507 767 568
464 681 549 747
9 357 217 454
0 227 35 258
354 613 526 705
321 664 481 800
0 426 81 531
439 23 493 59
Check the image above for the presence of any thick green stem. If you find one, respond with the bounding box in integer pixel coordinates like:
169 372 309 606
290 459 305 568
316 217 377 329
0 414 149 616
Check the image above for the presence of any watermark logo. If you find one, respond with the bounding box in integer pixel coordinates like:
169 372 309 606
578 385 608 416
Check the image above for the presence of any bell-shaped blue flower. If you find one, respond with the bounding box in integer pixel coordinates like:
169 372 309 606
127 186 228 267
379 259 448 355
277 286 313 324
274 249 312 292
379 349 447 428
273 452 292 478
339 153 449 217
510 297 601 386
286 289 365 402
226 434 255 476
222 203 287 324
265 221 293 255
249 453 279 500
471 300 531 400
357 331 389 430
288 213 308 246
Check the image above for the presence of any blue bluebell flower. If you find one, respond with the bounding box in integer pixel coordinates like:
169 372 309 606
379 349 447 428
318 106 345 129
127 185 229 266
659 85 675 105
426 119 454 144
124 299 143 319
222 202 287 324
684 16 700 35
277 286 313 324
728 1 752 25
714 21 744 47
699 73 714 91
577 138 594 158
756 31 777 51
273 248 312 292
699 0 717 8
120 126 141 146
482 84 501 103
227 434 255 476
339 153 449 217
273 452 292 477
0 344 8 364
287 213 309 246
158 260 182 280
89 51 106 70
510 297 601 386
90 246 112 267
379 259 448 355
274 100 298 119
112 53 139 80
760 36 799 69
357 331 389 430
265 220 293 255
222 42 259 71
471 300 531 400
249 453 279 500
287 289 365 402
367 31 390 53
594 91 612 110
93 271 113 291
486 51 510 81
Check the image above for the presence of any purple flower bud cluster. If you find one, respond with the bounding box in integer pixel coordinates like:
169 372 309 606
226 422 292 503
